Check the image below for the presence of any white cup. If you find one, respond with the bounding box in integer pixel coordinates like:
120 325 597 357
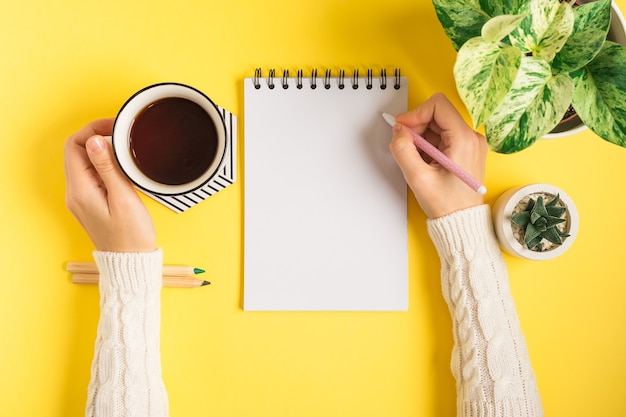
110 83 226 195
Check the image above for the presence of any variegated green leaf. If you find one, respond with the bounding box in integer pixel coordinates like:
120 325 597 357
533 3 574 62
479 0 527 17
572 41 626 147
508 0 573 60
485 56 574 153
481 14 527 43
454 37 521 126
508 0 561 51
432 0 490 50
552 0 611 74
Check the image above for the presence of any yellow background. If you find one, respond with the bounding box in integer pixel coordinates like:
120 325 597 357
1 0 625 416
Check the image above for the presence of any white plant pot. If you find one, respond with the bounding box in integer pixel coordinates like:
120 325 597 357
492 184 580 260
544 1 626 139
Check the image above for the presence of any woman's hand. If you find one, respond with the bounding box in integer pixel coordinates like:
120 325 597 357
389 93 488 218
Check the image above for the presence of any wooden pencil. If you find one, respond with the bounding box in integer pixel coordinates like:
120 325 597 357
71 273 210 288
66 261 205 277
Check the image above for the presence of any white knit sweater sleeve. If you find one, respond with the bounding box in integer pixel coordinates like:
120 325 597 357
86 250 169 417
427 205 543 417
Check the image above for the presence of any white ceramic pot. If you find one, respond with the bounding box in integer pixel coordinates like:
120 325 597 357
544 1 626 139
492 184 580 260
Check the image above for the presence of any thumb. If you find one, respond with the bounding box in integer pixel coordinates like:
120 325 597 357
85 135 132 192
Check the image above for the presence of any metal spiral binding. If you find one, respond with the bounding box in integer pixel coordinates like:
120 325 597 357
338 69 345 90
366 69 373 90
253 68 401 90
352 69 359 89
297 69 303 89
394 68 401 90
324 69 332 90
253 68 262 89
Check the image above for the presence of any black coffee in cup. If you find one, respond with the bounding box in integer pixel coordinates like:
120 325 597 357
129 97 218 185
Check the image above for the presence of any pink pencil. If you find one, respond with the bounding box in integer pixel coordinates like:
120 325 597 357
382 113 487 195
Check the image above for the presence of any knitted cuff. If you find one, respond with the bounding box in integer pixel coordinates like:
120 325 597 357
93 249 163 295
426 205 501 262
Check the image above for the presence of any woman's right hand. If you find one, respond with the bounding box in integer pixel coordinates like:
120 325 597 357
389 93 488 219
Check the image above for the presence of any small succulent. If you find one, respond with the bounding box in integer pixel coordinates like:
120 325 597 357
511 193 570 251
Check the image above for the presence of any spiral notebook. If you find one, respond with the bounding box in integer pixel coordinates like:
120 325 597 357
244 68 408 311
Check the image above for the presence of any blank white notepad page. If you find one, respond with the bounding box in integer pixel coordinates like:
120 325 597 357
244 71 408 311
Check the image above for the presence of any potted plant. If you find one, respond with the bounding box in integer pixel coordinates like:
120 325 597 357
432 0 626 153
492 184 579 260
